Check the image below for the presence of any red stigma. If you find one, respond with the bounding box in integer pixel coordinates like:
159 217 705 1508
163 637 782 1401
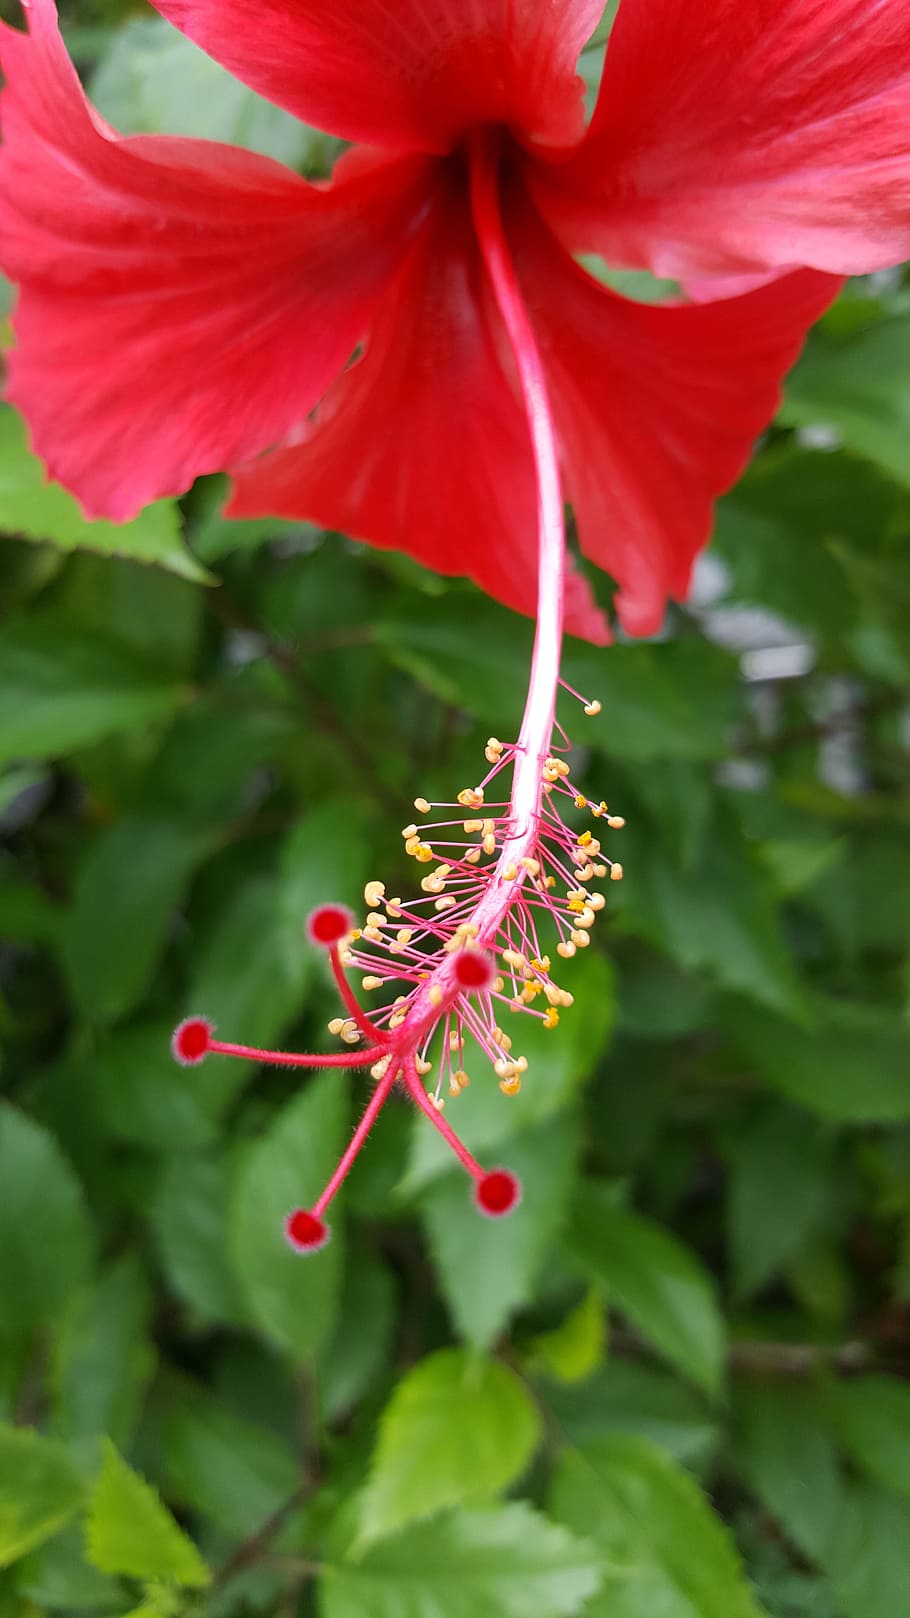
171 1016 212 1066
453 949 494 991
306 903 354 947
475 1168 522 1218
284 1208 331 1253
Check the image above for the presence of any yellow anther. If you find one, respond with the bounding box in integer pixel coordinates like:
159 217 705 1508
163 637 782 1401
414 844 434 864
341 1020 361 1044
364 879 386 908
414 797 431 814
394 995 408 1006
401 823 418 840
339 948 355 967
577 830 593 847
521 982 542 1002
576 907 597 929
543 982 562 1006
574 794 587 808
494 1056 518 1080
371 1055 392 1079
501 949 526 971
492 1027 513 1051
395 928 413 946
570 929 591 948
457 787 484 808
591 800 608 818
568 895 586 914
492 976 504 993
557 940 576 959
351 928 362 941
463 818 484 833
558 989 574 1008
362 976 383 992
363 927 382 942
592 863 608 878
465 847 482 864
503 863 518 881
520 857 541 877
449 1029 462 1052
435 895 457 911
386 898 403 918
499 1074 522 1096
529 955 551 974
583 699 602 716
574 862 595 882
544 875 557 890
607 815 626 829
428 985 443 1007
515 1056 528 1073
610 863 624 881
482 832 497 856
366 911 385 928
589 893 606 911
405 835 421 856
542 763 559 783
328 1017 345 1035
543 1007 560 1030
486 736 502 752
429 1093 445 1111
389 1012 406 1030
415 1056 433 1075
452 1068 470 1090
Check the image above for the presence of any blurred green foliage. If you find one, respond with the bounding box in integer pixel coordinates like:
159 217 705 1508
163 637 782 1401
1 13 909 1618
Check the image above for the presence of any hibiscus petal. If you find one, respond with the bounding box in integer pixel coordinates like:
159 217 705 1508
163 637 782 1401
0 0 431 519
150 0 603 154
228 172 609 646
510 197 842 635
531 0 910 282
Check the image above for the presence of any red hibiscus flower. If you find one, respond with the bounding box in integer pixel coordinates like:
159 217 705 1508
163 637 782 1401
5 0 901 638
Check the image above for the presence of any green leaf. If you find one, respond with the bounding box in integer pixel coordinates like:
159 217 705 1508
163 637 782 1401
528 1289 607 1386
228 1073 347 1361
618 817 807 1020
734 1382 844 1565
823 1376 910 1505
0 1425 85 1569
359 1349 542 1547
421 1113 580 1351
60 818 214 1024
151 1150 247 1327
92 1021 216 1150
727 1106 832 1297
91 17 333 171
52 1256 153 1448
545 1361 718 1469
721 997 910 1121
551 1436 769 1618
782 317 910 490
319 1250 398 1423
0 407 206 582
85 1440 209 1588
0 1103 93 1334
323 1504 602 1618
568 1186 725 1397
160 1381 298 1538
0 617 185 769
824 1485 910 1618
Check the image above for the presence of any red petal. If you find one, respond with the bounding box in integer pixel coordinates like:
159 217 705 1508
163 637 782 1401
511 198 842 635
0 0 431 519
151 0 602 153
228 170 609 646
532 0 910 282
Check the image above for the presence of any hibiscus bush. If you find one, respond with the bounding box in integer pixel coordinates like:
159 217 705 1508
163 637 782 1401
2 5 910 1618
